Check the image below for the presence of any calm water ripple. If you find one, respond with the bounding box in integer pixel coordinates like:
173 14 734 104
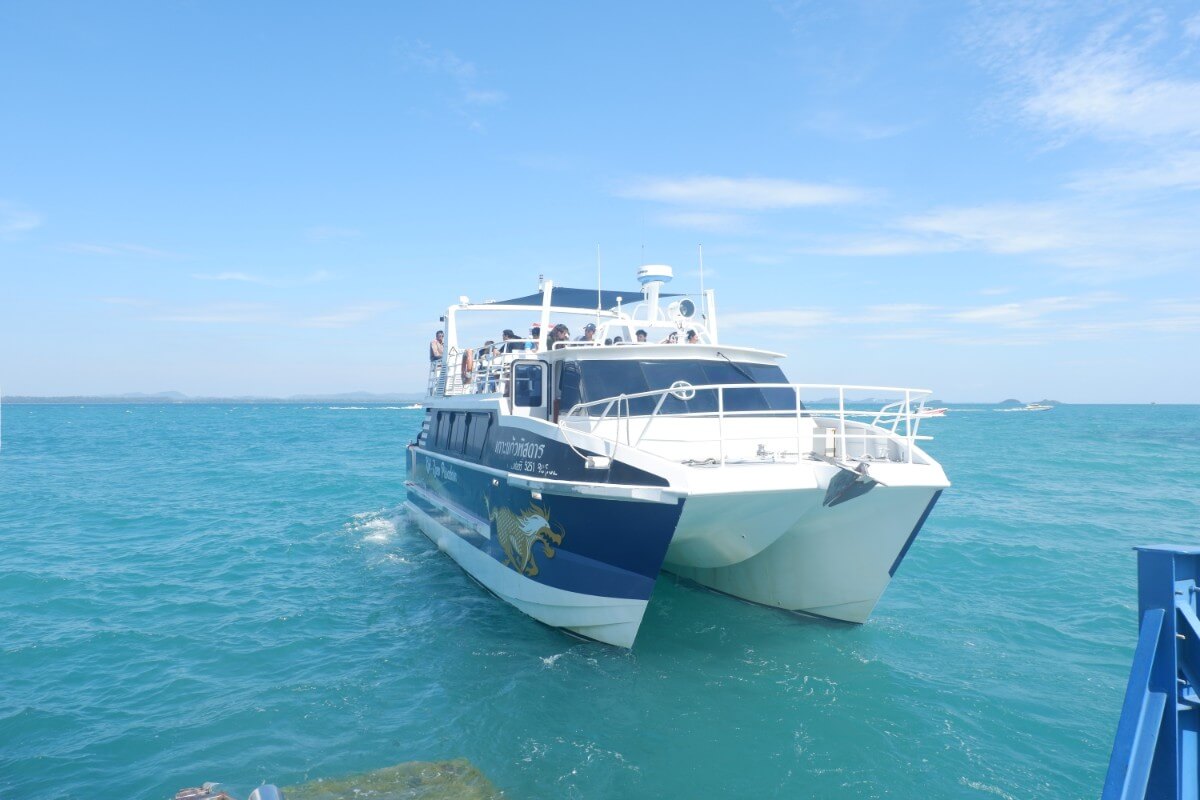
1 403 1198 798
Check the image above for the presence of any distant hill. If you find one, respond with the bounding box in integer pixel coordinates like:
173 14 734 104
3 391 427 404
997 398 1023 406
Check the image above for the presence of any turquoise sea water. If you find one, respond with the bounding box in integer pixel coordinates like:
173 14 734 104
2 403 1198 799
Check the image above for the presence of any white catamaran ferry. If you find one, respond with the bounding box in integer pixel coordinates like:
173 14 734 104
404 265 950 647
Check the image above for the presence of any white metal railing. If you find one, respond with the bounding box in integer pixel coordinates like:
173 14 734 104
559 383 935 466
428 342 537 397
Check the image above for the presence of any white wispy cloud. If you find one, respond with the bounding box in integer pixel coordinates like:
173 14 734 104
97 296 154 307
722 292 1174 346
400 40 507 124
802 237 961 257
1186 13 1200 40
947 293 1120 327
1067 149 1200 193
808 198 1198 276
299 302 397 328
151 303 279 324
862 304 939 324
721 308 837 330
654 211 750 233
803 110 920 141
306 226 361 242
191 270 333 287
620 176 872 209
147 299 393 328
62 242 180 257
0 202 43 239
976 7 1200 142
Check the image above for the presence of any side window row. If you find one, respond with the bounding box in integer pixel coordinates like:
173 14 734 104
432 411 491 458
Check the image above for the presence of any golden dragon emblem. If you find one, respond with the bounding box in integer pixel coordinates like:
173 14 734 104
484 496 565 577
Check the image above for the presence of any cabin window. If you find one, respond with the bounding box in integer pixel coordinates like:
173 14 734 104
435 412 452 448
513 363 543 407
558 362 583 413
574 359 796 415
449 413 467 452
466 413 491 458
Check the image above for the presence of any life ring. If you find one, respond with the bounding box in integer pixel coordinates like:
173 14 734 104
460 347 474 382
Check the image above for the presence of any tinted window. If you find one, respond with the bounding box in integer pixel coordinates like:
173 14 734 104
642 360 717 414
514 363 543 407
450 413 467 452
576 359 794 415
577 360 656 414
466 413 490 458
435 412 451 448
558 361 583 413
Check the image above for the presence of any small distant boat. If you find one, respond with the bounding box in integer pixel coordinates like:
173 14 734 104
402 403 423 410
995 403 1054 412
914 407 948 418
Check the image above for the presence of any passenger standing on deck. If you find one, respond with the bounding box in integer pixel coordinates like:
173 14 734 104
429 330 444 362
686 329 699 344
550 323 570 348
636 329 648 343
528 324 541 351
502 329 520 353
576 323 596 342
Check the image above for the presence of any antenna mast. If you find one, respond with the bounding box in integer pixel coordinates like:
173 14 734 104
595 244 602 328
698 244 706 319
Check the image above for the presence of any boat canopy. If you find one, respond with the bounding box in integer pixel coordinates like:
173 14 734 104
485 287 681 311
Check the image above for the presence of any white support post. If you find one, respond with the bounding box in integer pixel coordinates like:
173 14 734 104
794 385 802 463
539 280 554 351
838 387 847 461
718 387 726 465
705 289 718 344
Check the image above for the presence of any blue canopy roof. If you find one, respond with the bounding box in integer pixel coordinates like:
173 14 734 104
486 287 680 311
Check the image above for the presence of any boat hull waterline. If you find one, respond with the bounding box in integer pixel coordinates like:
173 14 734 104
405 439 947 645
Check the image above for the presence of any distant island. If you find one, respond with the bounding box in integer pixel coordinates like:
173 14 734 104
3 391 427 405
997 398 1064 406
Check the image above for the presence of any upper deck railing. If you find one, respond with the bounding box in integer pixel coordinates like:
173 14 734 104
559 383 935 466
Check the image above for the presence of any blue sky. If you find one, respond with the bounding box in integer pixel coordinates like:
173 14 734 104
2 1 1198 401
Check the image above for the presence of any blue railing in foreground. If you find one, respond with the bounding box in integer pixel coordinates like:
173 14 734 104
1103 546 1200 800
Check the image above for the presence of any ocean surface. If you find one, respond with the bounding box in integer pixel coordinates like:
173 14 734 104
1 402 1198 799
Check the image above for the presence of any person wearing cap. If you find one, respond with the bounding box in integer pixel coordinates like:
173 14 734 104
577 323 596 342
636 329 648 343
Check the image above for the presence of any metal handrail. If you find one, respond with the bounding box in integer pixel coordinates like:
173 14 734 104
561 382 933 465
1103 546 1200 800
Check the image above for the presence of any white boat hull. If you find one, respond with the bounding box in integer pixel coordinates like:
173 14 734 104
665 484 943 622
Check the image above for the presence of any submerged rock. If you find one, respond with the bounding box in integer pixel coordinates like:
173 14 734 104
282 759 503 800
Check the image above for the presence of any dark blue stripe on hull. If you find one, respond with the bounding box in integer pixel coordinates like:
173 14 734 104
407 448 682 601
888 489 943 577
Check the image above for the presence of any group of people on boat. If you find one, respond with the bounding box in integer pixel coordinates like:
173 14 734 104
427 321 704 395
428 323 700 364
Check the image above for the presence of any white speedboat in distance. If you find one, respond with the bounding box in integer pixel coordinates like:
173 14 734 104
404 265 951 647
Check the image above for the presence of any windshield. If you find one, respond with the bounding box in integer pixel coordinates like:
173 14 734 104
559 359 796 415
